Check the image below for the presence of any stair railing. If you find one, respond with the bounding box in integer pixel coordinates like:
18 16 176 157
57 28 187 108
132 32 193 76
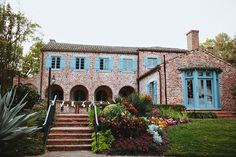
43 95 57 144
91 96 99 148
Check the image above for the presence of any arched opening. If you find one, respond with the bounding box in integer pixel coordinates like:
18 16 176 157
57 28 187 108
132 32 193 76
95 85 113 101
45 84 64 100
70 85 88 101
119 86 135 97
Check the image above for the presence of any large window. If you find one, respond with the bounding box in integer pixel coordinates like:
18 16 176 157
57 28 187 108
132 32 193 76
183 70 220 110
51 56 61 69
94 57 113 72
75 57 85 70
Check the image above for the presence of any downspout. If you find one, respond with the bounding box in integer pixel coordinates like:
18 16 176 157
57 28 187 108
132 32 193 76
137 51 140 94
158 70 162 104
40 51 44 98
164 55 167 104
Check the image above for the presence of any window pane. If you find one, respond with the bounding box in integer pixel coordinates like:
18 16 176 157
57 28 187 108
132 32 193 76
100 59 104 70
187 80 193 104
80 58 85 69
76 58 80 69
206 80 212 104
56 57 60 69
104 58 109 70
206 71 212 77
198 80 204 104
186 71 192 77
198 71 203 76
147 58 157 67
51 57 55 68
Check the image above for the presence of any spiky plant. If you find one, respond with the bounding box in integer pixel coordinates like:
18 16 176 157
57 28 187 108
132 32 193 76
0 88 41 141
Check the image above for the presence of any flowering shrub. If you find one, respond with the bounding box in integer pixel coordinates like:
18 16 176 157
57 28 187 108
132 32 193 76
147 124 163 144
125 93 153 116
152 107 159 115
148 117 168 128
112 133 153 153
122 101 138 114
100 114 147 138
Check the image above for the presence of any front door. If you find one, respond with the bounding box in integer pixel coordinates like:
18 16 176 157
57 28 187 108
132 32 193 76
184 70 220 110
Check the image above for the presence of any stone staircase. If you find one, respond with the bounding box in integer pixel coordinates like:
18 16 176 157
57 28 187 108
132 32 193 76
46 114 93 151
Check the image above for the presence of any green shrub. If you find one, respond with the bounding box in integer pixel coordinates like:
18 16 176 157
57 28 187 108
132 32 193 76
126 93 152 116
156 104 186 112
92 130 114 153
157 107 189 121
89 107 101 127
14 85 40 109
187 112 217 119
102 104 130 121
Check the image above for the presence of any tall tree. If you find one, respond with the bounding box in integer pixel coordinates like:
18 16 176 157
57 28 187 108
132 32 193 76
21 38 45 77
200 33 236 65
0 3 39 93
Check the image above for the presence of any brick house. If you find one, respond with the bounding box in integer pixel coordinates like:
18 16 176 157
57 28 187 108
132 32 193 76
17 30 236 111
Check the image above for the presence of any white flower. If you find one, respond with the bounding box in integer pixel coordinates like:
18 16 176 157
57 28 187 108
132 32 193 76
153 132 163 143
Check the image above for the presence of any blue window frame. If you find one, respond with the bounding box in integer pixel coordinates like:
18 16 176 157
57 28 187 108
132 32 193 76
144 57 161 68
119 58 137 73
183 70 220 110
70 57 90 71
46 55 65 70
76 57 85 70
147 80 157 104
94 57 113 72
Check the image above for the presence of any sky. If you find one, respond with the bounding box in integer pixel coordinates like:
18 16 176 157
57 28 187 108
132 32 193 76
3 0 236 54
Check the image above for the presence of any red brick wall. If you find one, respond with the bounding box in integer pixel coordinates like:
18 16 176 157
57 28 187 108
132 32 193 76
160 50 236 111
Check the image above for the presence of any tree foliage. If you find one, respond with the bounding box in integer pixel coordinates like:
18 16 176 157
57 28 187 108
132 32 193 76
0 3 39 93
21 38 45 77
200 33 236 65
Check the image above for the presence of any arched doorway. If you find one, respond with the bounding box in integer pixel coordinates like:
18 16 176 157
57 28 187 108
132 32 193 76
70 85 88 101
45 84 64 100
119 86 135 97
94 86 113 101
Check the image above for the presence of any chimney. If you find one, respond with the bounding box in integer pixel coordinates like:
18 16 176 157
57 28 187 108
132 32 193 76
186 30 199 51
49 39 56 43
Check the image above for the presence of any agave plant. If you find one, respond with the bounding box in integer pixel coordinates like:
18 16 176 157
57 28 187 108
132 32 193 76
0 88 41 141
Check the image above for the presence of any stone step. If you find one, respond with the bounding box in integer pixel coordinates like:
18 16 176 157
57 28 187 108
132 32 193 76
55 122 89 127
56 114 88 119
56 118 89 122
50 127 93 134
47 139 92 145
47 145 91 151
48 133 92 139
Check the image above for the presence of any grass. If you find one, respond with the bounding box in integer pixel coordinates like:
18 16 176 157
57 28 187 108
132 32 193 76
167 119 236 157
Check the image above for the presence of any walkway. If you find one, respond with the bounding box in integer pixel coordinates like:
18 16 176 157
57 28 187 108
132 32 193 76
26 151 159 157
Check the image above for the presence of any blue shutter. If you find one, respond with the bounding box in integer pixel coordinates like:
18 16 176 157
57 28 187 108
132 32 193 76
118 59 123 72
132 59 137 72
156 58 161 65
144 58 148 67
85 57 90 71
70 57 76 71
146 83 150 95
94 57 100 71
60 56 66 70
46 56 52 69
109 58 114 71
153 81 157 104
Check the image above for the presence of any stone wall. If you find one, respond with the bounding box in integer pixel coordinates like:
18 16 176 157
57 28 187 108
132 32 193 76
40 51 138 101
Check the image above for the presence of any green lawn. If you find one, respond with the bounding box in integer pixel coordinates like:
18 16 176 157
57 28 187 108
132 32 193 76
167 119 236 157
